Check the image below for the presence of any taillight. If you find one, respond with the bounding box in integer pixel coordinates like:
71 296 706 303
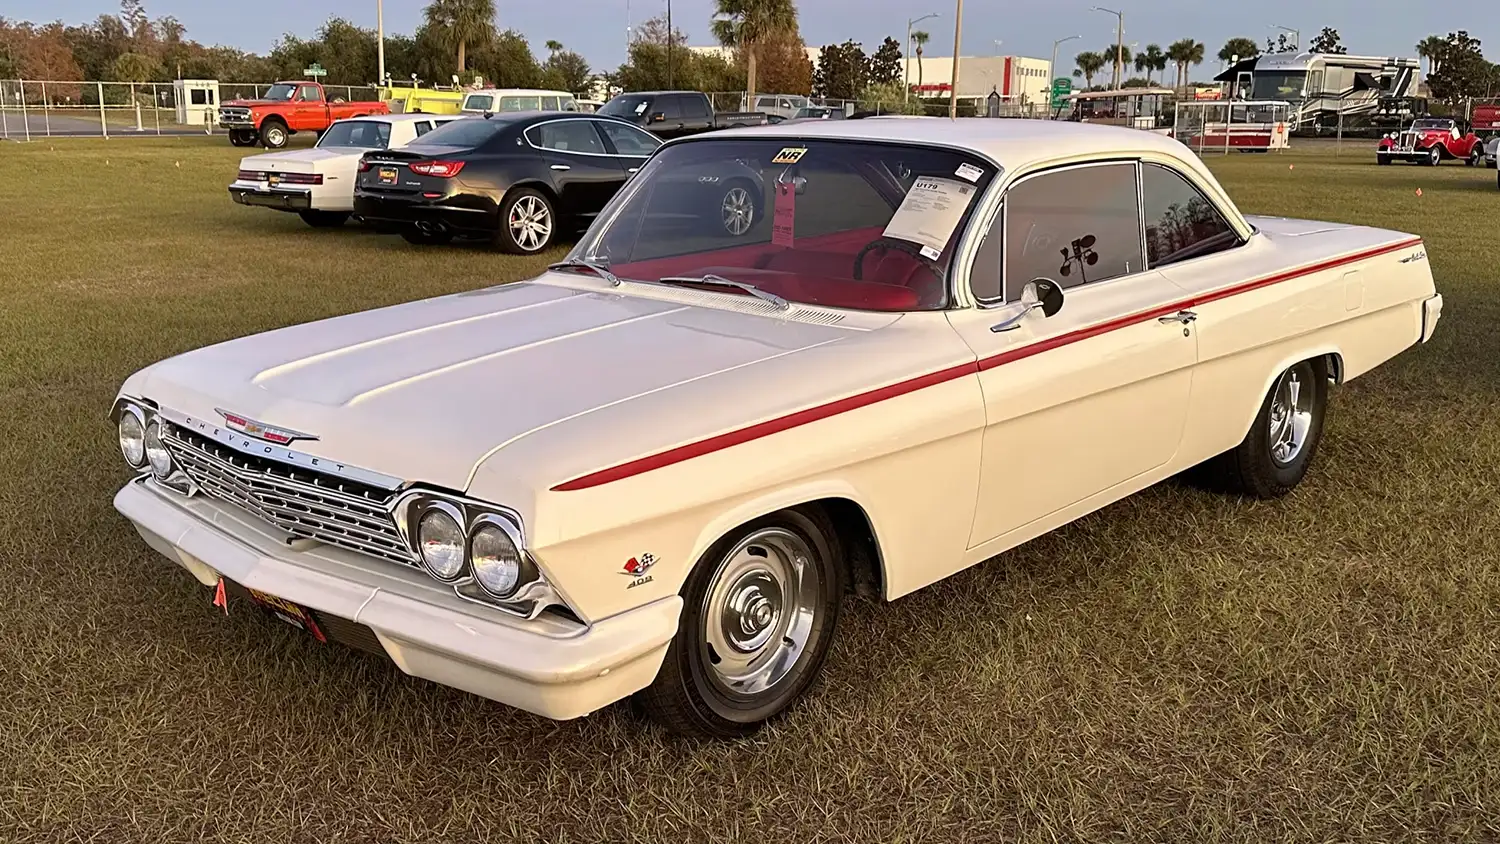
409 160 465 178
358 159 373 172
236 169 265 181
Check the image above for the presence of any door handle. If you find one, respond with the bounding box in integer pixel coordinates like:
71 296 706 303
628 167 639 173
1157 309 1197 325
550 164 571 171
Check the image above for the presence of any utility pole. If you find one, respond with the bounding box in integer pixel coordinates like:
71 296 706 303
666 0 673 88
948 0 963 118
377 0 386 87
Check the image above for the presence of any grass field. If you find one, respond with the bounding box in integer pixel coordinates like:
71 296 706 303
1 136 1498 843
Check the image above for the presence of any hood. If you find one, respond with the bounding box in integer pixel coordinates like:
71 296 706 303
238 148 362 171
132 280 859 492
223 98 287 109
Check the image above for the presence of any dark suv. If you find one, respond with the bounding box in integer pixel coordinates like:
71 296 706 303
598 91 767 139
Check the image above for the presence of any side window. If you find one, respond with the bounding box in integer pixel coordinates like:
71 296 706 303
658 95 684 120
542 96 560 110
682 96 710 118
970 206 1004 302
597 121 662 156
756 97 775 109
1141 164 1240 266
465 94 493 112
1003 162 1142 299
299 85 321 102
414 120 433 137
533 121 607 154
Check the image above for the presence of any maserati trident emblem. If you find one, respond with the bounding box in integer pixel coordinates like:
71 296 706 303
215 409 319 445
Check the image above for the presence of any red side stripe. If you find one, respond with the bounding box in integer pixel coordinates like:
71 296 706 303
551 237 1424 492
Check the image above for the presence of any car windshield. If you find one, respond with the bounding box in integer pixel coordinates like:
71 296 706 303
413 118 500 147
1412 119 1453 130
318 120 392 149
600 95 653 118
262 84 297 102
569 138 999 312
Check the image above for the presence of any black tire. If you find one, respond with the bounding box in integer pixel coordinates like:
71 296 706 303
638 507 846 739
229 130 254 147
1201 357 1329 499
400 227 454 245
717 180 760 237
1424 146 1441 166
1469 147 1484 167
299 210 350 228
259 119 289 149
493 187 557 254
1376 154 1390 166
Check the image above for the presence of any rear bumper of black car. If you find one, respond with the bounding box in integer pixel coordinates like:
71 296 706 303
353 191 498 236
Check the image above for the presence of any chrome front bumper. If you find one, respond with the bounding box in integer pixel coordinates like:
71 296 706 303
115 478 680 720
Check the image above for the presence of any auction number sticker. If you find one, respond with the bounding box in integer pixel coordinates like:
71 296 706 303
772 147 809 164
881 176 974 255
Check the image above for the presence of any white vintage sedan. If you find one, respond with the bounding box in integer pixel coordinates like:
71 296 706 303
115 119 1442 738
228 113 461 227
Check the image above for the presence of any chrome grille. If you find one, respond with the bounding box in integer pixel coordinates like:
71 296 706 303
1396 131 1419 151
162 424 416 566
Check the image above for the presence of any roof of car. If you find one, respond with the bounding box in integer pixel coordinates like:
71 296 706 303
685 117 1196 172
339 113 463 125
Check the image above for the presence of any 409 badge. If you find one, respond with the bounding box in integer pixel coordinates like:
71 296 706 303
622 553 657 589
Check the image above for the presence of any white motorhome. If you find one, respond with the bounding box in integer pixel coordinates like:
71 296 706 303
1216 52 1419 131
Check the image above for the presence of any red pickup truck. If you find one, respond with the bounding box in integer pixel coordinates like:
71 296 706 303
218 81 389 149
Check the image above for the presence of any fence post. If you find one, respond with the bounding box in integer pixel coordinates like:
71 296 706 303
41 80 51 136
135 95 143 132
153 83 161 134
98 82 109 139
20 79 31 142
1 82 9 140
1335 111 1343 157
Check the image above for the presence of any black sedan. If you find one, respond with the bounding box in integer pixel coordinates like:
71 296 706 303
352 112 664 253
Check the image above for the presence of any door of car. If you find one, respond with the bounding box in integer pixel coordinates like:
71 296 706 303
594 119 663 178
648 95 687 136
527 119 628 218
678 94 715 133
294 84 324 132
947 160 1198 550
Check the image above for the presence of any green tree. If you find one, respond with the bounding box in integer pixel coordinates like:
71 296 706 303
859 79 923 114
911 30 930 89
867 36 902 86
1427 31 1489 105
1167 38 1205 88
1073 50 1105 88
813 40 867 99
1309 27 1346 55
1218 37 1259 64
1134 43 1166 85
468 29 540 87
542 48 591 95
423 0 497 74
710 0 799 102
316 17 379 84
748 27 812 95
1265 32 1292 53
111 49 158 81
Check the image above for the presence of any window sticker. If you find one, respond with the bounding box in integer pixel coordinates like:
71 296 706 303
955 162 984 182
881 176 973 255
772 146 808 164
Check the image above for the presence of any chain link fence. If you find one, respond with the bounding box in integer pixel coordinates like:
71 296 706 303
0 80 384 140
703 91 1055 120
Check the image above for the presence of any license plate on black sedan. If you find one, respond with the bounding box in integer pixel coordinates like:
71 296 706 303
378 167 398 185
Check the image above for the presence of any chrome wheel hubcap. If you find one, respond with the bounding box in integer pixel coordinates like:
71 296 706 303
722 187 754 235
701 527 820 697
508 195 552 252
1268 362 1315 465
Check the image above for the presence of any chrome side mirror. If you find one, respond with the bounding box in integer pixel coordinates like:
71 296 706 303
989 279 1065 333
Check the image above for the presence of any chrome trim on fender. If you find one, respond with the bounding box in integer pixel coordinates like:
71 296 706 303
158 405 403 490
1421 293 1443 343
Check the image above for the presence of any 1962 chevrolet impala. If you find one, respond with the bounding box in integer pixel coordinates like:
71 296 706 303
112 120 1443 738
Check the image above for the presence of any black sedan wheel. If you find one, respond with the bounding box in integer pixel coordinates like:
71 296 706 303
495 188 556 254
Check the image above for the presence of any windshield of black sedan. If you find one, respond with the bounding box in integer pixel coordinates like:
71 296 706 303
570 139 997 312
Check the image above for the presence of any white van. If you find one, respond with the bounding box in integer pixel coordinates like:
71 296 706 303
460 88 577 114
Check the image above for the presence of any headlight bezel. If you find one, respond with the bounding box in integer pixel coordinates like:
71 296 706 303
416 501 468 582
144 417 174 479
469 514 532 598
118 404 147 468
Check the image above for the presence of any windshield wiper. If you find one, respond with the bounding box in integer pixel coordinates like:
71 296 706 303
658 274 789 310
548 258 620 286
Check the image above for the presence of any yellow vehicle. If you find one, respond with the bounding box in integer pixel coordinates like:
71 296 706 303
380 82 468 115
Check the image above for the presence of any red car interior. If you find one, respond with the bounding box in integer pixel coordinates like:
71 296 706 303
611 226 946 311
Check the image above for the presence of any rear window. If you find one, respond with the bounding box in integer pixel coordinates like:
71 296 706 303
414 118 503 147
501 96 541 112
318 120 392 149
464 94 493 112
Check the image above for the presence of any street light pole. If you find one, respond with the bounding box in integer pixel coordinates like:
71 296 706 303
1270 24 1299 52
1091 6 1123 89
376 0 386 86
904 12 940 104
948 0 963 118
1050 34 1080 85
666 0 673 88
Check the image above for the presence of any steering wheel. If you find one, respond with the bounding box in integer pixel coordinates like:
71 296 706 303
852 236 941 282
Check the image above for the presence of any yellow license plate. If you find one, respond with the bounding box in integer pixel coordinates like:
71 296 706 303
268 174 281 186
379 168 398 184
244 586 326 642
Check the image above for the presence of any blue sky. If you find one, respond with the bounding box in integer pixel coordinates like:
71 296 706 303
8 0 1497 72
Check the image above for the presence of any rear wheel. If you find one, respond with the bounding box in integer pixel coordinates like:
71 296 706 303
1469 146 1484 167
638 508 845 739
260 120 289 149
494 188 556 254
299 210 349 228
1376 153 1390 166
1202 358 1329 499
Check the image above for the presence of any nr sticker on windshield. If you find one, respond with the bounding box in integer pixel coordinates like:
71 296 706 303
772 147 808 164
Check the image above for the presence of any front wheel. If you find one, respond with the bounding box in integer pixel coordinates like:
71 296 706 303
260 120 289 149
637 508 845 739
1425 146 1442 166
1202 358 1329 499
229 130 255 147
299 210 349 228
494 187 557 254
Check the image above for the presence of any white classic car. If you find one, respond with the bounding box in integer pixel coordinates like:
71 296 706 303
114 120 1443 739
228 113 460 227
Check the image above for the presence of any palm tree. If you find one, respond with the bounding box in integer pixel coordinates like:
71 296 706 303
710 0 799 103
1167 38 1204 89
1135 44 1166 85
545 40 564 55
1106 43 1133 86
1416 35 1446 80
1073 51 1106 89
1217 37 1259 65
424 0 498 75
912 30 930 92
1183 40 1206 87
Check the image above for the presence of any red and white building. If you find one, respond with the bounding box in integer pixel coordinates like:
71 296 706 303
904 55 1053 107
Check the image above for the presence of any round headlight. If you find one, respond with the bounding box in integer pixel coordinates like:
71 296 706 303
471 521 524 597
417 508 466 580
118 408 146 468
144 420 173 479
